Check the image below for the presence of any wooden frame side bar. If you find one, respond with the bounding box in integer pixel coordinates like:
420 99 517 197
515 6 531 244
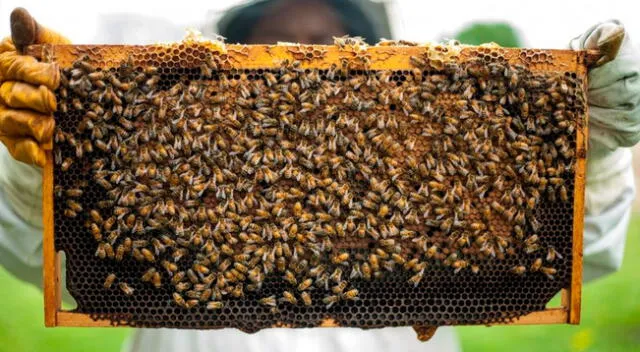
43 150 60 327
568 55 589 324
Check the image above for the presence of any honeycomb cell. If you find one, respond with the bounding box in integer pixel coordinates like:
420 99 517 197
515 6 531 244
519 49 555 65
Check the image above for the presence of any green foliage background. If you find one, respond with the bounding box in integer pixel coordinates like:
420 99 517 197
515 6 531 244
454 22 522 47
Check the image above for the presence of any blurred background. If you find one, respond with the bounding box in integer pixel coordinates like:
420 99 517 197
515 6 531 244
0 0 638 351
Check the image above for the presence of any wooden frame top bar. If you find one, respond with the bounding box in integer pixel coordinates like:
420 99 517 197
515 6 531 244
27 43 598 72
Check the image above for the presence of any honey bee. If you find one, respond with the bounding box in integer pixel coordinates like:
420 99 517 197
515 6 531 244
207 301 224 310
490 201 505 214
95 243 106 259
524 234 540 254
559 185 569 202
65 188 83 198
282 270 297 286
331 280 348 294
331 252 350 265
89 223 102 241
408 269 424 287
510 265 526 276
544 247 561 262
151 272 162 289
96 178 112 191
426 245 438 258
297 278 313 291
520 102 529 117
187 269 200 285
259 295 277 307
410 56 426 67
172 293 187 308
280 290 298 305
342 288 359 301
455 234 470 248
103 273 116 289
231 284 244 298
506 226 522 242
390 253 406 265
300 291 312 306
141 248 156 262
141 267 156 282
114 245 125 261
263 72 277 87
452 260 468 274
195 263 211 275
89 210 104 224
199 288 213 302
175 282 192 293
531 258 543 272
308 265 326 278
119 282 134 296
131 248 144 262
541 267 557 280
65 199 83 213
103 243 115 259
322 294 340 308
199 63 212 78
471 265 480 274
374 247 390 259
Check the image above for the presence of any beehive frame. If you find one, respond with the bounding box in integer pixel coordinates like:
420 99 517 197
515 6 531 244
29 43 595 332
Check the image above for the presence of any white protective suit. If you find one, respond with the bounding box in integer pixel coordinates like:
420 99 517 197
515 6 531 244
0 21 639 352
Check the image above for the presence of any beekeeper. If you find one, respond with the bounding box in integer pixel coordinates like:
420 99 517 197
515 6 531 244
1 2 639 351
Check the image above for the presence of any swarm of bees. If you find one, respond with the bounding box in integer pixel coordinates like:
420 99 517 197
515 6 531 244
53 38 579 313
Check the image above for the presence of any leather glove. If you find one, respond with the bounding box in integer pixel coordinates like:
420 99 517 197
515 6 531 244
0 8 70 167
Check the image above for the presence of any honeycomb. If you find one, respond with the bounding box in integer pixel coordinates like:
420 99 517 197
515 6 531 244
44 40 584 331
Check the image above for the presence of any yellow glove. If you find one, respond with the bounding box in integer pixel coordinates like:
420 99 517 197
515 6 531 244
0 7 70 167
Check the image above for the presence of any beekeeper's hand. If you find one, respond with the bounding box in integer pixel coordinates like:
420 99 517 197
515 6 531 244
0 7 69 167
571 20 640 155
570 21 640 281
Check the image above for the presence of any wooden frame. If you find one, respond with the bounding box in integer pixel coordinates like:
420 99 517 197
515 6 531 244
33 43 592 329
